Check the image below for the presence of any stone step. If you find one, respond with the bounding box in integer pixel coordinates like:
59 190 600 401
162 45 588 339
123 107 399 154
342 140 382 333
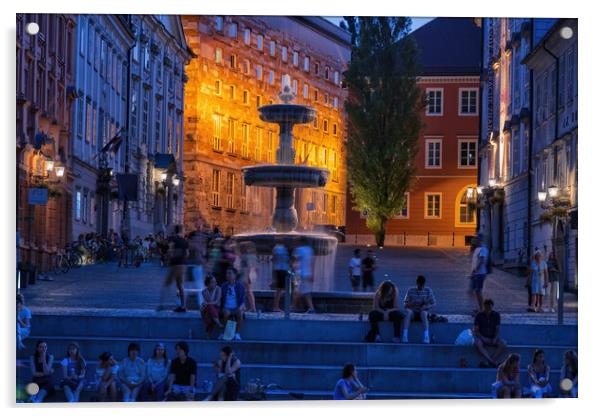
19 337 576 369
16 359 563 395
30 312 578 346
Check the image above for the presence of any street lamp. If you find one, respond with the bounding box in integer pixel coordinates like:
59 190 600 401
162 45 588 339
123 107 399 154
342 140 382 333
54 166 65 178
559 26 574 40
172 176 180 187
547 185 559 199
45 160 55 173
538 191 547 203
488 178 497 187
467 187 475 199
160 172 168 181
477 186 484 195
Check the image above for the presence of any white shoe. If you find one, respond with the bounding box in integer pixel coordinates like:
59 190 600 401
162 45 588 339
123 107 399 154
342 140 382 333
234 333 242 341
402 335 409 344
423 336 431 344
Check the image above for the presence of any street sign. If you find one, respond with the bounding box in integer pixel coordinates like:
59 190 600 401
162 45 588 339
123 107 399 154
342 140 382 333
306 202 315 211
28 188 48 205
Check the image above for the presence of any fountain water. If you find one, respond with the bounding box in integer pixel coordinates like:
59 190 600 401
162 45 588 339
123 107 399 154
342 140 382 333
233 74 338 288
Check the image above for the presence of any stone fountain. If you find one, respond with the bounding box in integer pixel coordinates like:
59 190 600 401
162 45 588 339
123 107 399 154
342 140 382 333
233 75 338 257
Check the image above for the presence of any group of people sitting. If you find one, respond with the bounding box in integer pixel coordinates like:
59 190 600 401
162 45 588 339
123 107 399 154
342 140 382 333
26 340 242 403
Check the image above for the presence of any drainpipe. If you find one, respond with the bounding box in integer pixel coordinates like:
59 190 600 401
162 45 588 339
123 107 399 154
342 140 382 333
476 18 485 234
121 16 134 241
526 18 534 264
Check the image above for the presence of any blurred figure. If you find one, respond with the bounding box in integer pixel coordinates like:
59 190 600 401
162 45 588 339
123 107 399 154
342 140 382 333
157 225 189 313
60 342 86 402
239 241 258 313
28 340 55 403
560 350 578 398
547 251 561 313
189 229 209 306
470 234 489 313
17 293 31 349
97 352 119 402
348 249 362 292
292 237 315 313
271 241 290 313
361 249 377 292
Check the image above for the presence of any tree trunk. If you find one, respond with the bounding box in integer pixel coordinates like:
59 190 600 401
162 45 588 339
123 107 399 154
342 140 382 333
373 216 387 247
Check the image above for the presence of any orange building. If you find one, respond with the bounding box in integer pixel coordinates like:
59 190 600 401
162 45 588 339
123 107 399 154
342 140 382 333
345 18 481 247
182 16 350 235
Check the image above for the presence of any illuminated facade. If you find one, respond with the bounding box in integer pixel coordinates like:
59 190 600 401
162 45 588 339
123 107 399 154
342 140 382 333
182 16 349 235
345 18 481 247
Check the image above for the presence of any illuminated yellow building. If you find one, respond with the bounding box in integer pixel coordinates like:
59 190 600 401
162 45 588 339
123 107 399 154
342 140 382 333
182 16 350 235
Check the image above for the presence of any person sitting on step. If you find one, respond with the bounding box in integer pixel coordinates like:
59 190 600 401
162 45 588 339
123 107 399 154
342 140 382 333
527 349 552 398
333 363 368 400
201 275 223 337
28 340 55 403
493 353 521 398
402 275 436 344
560 350 578 398
364 280 403 343
97 352 119 402
220 267 246 341
60 342 86 402
165 341 197 401
118 343 146 402
474 298 507 368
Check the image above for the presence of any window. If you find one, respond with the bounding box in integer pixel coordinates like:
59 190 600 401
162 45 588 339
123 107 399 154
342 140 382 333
457 187 477 225
425 139 442 168
267 130 274 162
314 90 318 102
143 45 150 71
293 51 299 66
459 89 478 115
226 172 234 209
333 97 339 109
229 54 237 69
256 65 262 80
241 124 249 158
243 90 249 105
323 148 329 167
425 193 442 219
426 89 443 115
303 84 309 99
213 114 222 151
269 41 276 56
75 190 82 220
303 56 310 72
333 123 338 136
212 169 220 207
458 139 477 168
255 127 262 160
323 119 329 133
227 118 235 153
142 88 149 144
567 46 575 102
334 71 340 85
292 79 297 94
216 16 223 32
314 62 319 75
511 132 520 177
230 22 238 38
77 101 83 138
394 192 410 219
155 98 162 151
229 85 235 100
240 175 247 212
79 22 86 56
215 47 223 64
242 59 250 75
257 34 263 50
85 101 91 143
87 26 94 64
256 95 262 107
323 193 328 213
269 70 274 85
324 93 329 106
559 54 565 106
332 151 338 181
215 80 222 95
244 28 251 45
325 67 330 80
282 46 287 62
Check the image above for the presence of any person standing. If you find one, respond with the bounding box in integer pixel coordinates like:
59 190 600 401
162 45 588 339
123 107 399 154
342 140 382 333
292 237 316 313
470 235 489 313
348 249 362 292
361 250 377 292
188 229 208 308
528 250 549 313
157 225 189 313
547 251 561 313
402 275 436 344
271 241 290 313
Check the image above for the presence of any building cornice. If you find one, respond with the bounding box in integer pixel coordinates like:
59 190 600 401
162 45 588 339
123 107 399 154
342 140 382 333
417 76 480 84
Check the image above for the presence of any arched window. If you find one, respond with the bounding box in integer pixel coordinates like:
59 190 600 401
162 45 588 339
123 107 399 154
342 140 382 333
455 185 477 227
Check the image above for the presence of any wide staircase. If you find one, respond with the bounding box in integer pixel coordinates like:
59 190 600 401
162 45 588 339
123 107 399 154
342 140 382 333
17 311 578 401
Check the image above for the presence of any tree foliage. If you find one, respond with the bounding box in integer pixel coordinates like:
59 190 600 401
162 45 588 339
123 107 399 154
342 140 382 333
343 17 425 246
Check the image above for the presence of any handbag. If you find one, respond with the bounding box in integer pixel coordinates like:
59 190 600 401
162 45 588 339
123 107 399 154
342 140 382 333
454 329 475 346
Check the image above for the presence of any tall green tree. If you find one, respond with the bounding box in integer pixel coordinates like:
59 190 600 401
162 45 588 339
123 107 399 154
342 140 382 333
343 17 424 247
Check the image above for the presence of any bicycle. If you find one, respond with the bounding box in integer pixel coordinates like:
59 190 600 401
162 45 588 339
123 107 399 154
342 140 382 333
50 249 70 274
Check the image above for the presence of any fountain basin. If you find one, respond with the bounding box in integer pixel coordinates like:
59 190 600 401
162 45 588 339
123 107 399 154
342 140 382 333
258 104 316 124
232 232 338 256
243 164 330 188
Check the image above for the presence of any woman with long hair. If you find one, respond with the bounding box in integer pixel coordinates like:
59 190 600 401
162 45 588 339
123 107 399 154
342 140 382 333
364 280 403 343
97 352 119 402
60 342 86 402
527 250 549 312
560 350 578 398
333 363 369 400
142 343 170 401
206 346 242 401
494 353 521 398
29 340 55 403
528 349 552 398
201 275 223 337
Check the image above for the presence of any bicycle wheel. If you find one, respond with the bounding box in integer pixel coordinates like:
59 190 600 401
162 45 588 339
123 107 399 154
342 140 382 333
69 252 83 267
60 255 70 273
51 256 61 275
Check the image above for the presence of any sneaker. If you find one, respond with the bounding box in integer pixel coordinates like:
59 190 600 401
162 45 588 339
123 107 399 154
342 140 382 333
392 337 401 344
234 333 242 341
173 306 187 313
402 335 409 344
423 335 431 344
374 335 382 343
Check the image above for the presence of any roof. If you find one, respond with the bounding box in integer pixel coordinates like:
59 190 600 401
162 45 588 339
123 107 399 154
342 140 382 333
522 18 572 66
410 17 481 76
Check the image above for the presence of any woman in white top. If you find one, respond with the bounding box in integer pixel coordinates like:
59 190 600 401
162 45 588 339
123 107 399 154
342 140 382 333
142 343 170 401
60 342 86 402
528 251 549 313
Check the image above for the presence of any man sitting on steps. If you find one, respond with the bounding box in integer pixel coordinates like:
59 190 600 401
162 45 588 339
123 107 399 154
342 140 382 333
474 298 507 368
402 275 436 344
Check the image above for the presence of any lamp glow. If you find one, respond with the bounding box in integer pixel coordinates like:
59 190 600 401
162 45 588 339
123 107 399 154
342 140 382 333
488 178 497 187
467 187 474 199
172 177 180 187
54 166 65 177
548 186 559 198
160 172 168 181
45 160 55 172
560 26 574 40
477 186 484 195
25 22 40 35
538 191 547 203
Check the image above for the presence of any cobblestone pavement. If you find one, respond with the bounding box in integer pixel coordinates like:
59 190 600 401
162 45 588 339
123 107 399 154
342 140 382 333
21 244 577 318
